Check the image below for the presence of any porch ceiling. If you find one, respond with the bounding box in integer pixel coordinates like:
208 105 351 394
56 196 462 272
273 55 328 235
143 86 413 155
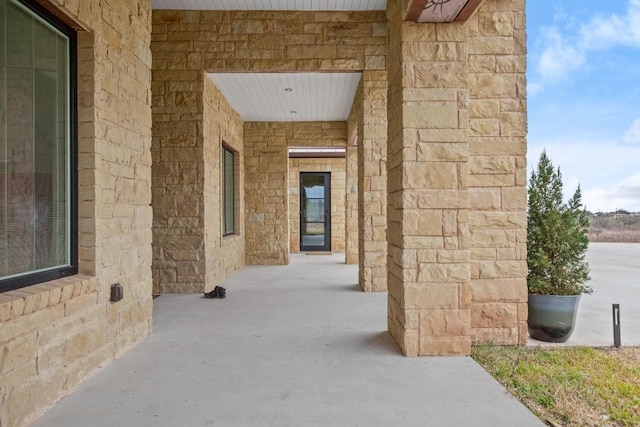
207 72 362 122
151 0 386 10
161 1 482 122
150 0 482 22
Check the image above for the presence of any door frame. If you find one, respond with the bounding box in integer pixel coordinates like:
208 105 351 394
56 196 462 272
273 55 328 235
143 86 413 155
299 172 331 252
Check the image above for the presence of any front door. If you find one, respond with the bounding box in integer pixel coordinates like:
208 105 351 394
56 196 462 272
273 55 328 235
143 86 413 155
300 172 331 252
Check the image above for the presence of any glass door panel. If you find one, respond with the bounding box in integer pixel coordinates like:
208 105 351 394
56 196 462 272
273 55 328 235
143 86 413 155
300 173 331 252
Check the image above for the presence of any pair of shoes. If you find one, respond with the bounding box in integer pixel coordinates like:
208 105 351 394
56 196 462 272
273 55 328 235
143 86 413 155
204 286 226 299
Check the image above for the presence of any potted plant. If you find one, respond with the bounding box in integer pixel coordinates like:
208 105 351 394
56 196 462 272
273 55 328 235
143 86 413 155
527 151 592 342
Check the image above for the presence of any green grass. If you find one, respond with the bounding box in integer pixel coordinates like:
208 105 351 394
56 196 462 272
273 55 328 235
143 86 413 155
471 345 640 426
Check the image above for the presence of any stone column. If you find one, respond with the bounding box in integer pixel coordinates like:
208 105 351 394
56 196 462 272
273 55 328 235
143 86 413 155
357 71 388 292
244 123 289 265
345 145 359 265
387 2 471 356
152 72 206 294
467 0 528 345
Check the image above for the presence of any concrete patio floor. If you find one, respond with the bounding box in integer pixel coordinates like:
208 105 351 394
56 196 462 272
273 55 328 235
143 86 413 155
35 253 542 427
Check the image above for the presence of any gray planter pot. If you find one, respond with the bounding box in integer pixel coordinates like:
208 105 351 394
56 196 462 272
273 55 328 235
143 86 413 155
528 293 581 343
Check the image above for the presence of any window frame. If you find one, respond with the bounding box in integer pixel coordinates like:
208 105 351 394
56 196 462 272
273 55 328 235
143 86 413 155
0 0 78 293
222 144 235 237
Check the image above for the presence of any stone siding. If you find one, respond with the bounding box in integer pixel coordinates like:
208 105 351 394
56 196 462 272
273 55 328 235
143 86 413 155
289 158 347 253
1 0 153 425
345 144 359 264
346 87 362 266
152 10 387 72
467 0 528 345
387 0 471 356
0 6 531 427
386 0 527 356
151 9 386 279
153 4 527 347
245 122 346 264
152 72 245 293
347 72 389 289
151 65 206 293
356 72 388 292
203 77 245 293
244 123 290 265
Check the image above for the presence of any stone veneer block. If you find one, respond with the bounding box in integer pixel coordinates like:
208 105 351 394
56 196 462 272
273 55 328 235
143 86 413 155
1 0 154 425
245 122 347 265
152 9 387 272
152 10 387 73
386 0 527 356
349 72 389 292
467 0 528 345
345 145 359 264
152 73 245 293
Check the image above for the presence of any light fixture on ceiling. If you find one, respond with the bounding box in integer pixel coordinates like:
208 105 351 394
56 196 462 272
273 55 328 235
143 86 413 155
290 110 297 114
285 87 293 92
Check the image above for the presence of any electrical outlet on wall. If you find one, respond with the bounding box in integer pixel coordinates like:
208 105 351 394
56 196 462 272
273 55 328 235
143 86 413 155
110 283 124 302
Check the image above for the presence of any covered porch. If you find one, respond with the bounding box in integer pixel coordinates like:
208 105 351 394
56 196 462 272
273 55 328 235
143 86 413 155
35 254 542 427
0 0 528 425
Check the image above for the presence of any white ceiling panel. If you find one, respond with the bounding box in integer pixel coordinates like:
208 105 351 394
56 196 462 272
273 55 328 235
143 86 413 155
208 72 362 122
152 0 386 10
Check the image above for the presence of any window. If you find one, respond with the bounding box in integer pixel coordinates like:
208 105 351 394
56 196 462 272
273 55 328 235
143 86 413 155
0 0 77 292
223 145 235 236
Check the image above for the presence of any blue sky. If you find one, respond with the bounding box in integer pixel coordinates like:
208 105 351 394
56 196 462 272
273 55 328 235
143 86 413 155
527 0 640 212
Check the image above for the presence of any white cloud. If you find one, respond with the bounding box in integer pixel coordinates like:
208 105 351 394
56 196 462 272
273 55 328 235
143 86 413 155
527 82 543 96
536 28 585 81
527 141 640 212
527 1 640 212
534 0 640 84
579 0 640 48
623 118 640 144
584 173 640 212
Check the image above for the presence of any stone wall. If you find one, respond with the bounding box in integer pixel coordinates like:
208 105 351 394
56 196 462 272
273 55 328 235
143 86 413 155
386 0 527 355
345 144 359 264
245 122 347 264
387 0 472 356
151 8 386 272
347 72 388 288
289 158 347 253
151 71 245 293
203 77 245 293
152 10 387 73
151 0 525 357
346 86 362 266
151 9 388 284
467 0 528 345
1 0 153 425
357 71 388 292
151 65 205 292
244 123 290 265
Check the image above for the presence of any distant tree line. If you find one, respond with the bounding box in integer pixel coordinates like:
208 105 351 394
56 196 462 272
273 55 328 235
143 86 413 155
587 209 639 217
588 211 640 243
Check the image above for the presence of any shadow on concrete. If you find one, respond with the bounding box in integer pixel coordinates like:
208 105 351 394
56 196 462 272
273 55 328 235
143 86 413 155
35 253 543 427
360 331 400 355
333 283 362 292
